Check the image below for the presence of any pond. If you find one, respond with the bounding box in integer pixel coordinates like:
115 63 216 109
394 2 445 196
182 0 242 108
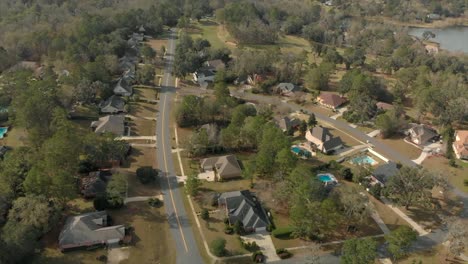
408 26 468 53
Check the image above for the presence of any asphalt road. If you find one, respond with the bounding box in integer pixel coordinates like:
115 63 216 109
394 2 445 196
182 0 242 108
156 29 203 264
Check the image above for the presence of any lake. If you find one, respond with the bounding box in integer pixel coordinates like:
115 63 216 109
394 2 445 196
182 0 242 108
408 26 468 53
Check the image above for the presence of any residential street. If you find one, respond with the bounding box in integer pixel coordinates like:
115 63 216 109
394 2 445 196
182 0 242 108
156 29 203 264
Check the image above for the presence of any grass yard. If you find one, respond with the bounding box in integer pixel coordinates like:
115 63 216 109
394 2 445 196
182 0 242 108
32 247 107 264
321 124 361 148
188 19 231 50
146 38 168 53
134 87 157 101
422 156 468 193
2 126 27 147
376 135 422 160
368 195 411 231
128 119 155 137
130 102 157 118
399 245 458 264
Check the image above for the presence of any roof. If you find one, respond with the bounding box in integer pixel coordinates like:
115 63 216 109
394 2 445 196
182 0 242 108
376 102 394 111
408 124 438 144
205 59 225 70
322 137 343 151
91 115 125 136
372 162 399 184
454 130 468 157
275 116 300 132
317 92 347 108
218 190 269 230
306 126 343 151
201 155 242 179
276 83 299 93
100 95 125 112
195 68 216 78
59 211 125 249
113 77 133 95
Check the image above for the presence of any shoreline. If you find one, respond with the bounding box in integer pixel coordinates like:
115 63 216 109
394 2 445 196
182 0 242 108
364 16 468 29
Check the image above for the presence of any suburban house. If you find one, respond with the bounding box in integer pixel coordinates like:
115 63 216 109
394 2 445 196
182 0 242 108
369 162 400 186
193 69 216 88
406 124 439 145
113 77 133 96
118 55 137 73
316 92 347 110
99 95 126 114
273 83 301 97
305 126 343 154
274 116 301 132
453 130 468 160
91 115 126 136
376 101 394 111
205 59 226 71
218 190 270 232
200 155 242 180
59 211 128 251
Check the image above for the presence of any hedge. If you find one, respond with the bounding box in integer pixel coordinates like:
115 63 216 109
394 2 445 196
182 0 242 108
272 227 294 238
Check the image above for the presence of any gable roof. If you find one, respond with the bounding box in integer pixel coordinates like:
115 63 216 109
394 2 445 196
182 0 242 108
218 190 269 230
113 77 133 95
59 211 125 250
409 124 438 144
376 101 394 111
205 59 225 71
201 155 242 179
100 95 125 112
317 92 347 108
91 115 125 136
372 162 399 184
322 136 343 152
276 83 299 93
275 116 300 132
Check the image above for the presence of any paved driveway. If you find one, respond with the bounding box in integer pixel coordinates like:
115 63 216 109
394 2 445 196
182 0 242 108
243 231 280 262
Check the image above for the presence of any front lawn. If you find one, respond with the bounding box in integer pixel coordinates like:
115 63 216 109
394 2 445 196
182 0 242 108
121 146 158 197
422 156 468 193
376 135 422 160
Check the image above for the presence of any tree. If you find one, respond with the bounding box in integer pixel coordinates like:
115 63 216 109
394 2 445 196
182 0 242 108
185 174 201 196
136 167 158 184
141 45 156 63
106 173 127 208
385 226 418 260
299 120 308 136
275 148 298 180
340 167 353 181
74 78 96 104
375 109 406 138
445 218 468 258
385 166 435 209
334 185 371 223
201 208 209 220
422 31 436 41
341 238 377 264
308 113 317 128
93 195 109 211
210 237 227 257
136 65 155 85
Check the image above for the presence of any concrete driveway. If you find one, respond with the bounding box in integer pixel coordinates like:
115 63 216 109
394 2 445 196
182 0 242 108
242 231 280 262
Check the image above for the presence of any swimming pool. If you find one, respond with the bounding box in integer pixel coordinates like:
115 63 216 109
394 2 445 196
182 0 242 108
350 155 377 165
291 145 312 157
0 127 8 139
317 173 337 184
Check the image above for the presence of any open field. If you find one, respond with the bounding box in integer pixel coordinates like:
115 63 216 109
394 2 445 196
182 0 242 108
130 101 157 118
423 156 468 193
188 20 232 50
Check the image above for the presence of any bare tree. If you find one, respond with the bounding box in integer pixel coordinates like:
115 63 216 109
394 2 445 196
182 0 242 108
445 218 468 259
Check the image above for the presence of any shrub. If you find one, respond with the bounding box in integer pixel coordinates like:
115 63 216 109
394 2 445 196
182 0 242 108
233 220 244 235
448 159 456 167
201 208 209 220
369 184 382 198
223 218 230 225
210 237 227 257
136 166 158 184
241 239 259 252
340 167 353 181
272 227 294 239
252 251 264 263
148 198 162 207
224 226 234 235
276 248 292 259
464 179 468 187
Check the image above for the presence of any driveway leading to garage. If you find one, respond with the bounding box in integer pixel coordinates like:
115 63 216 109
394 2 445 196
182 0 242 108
242 231 279 262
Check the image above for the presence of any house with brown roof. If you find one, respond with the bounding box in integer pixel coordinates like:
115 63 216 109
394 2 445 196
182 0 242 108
453 130 468 160
376 102 394 111
305 126 343 154
316 92 347 110
200 155 242 180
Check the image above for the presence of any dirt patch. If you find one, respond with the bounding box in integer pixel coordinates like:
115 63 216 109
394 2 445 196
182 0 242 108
107 247 130 264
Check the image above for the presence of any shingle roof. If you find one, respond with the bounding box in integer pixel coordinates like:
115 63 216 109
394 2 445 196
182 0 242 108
376 101 394 111
276 83 299 93
205 59 225 70
201 155 242 179
275 116 300 132
454 130 468 157
59 211 125 250
100 95 125 112
91 115 125 136
409 124 438 145
218 190 269 230
372 162 399 184
113 77 133 95
318 92 347 108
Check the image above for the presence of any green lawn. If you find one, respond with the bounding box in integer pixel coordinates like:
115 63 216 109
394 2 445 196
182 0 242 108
188 19 231 50
423 156 468 193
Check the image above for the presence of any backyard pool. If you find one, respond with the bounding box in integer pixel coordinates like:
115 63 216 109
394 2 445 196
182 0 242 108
317 173 337 184
291 145 312 158
0 127 8 139
350 155 377 166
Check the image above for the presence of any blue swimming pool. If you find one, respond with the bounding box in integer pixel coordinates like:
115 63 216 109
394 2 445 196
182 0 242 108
317 173 336 183
0 127 7 139
350 155 377 165
291 146 312 157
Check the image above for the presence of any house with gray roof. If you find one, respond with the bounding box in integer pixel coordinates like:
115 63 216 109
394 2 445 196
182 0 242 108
305 126 343 154
193 68 216 88
205 59 226 71
59 211 126 251
273 83 300 97
370 162 400 186
200 155 242 180
218 190 270 232
274 116 300 132
99 95 126 114
91 115 126 136
113 77 133 97
406 124 439 146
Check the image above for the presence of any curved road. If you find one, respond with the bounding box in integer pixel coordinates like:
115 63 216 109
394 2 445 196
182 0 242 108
156 29 203 264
